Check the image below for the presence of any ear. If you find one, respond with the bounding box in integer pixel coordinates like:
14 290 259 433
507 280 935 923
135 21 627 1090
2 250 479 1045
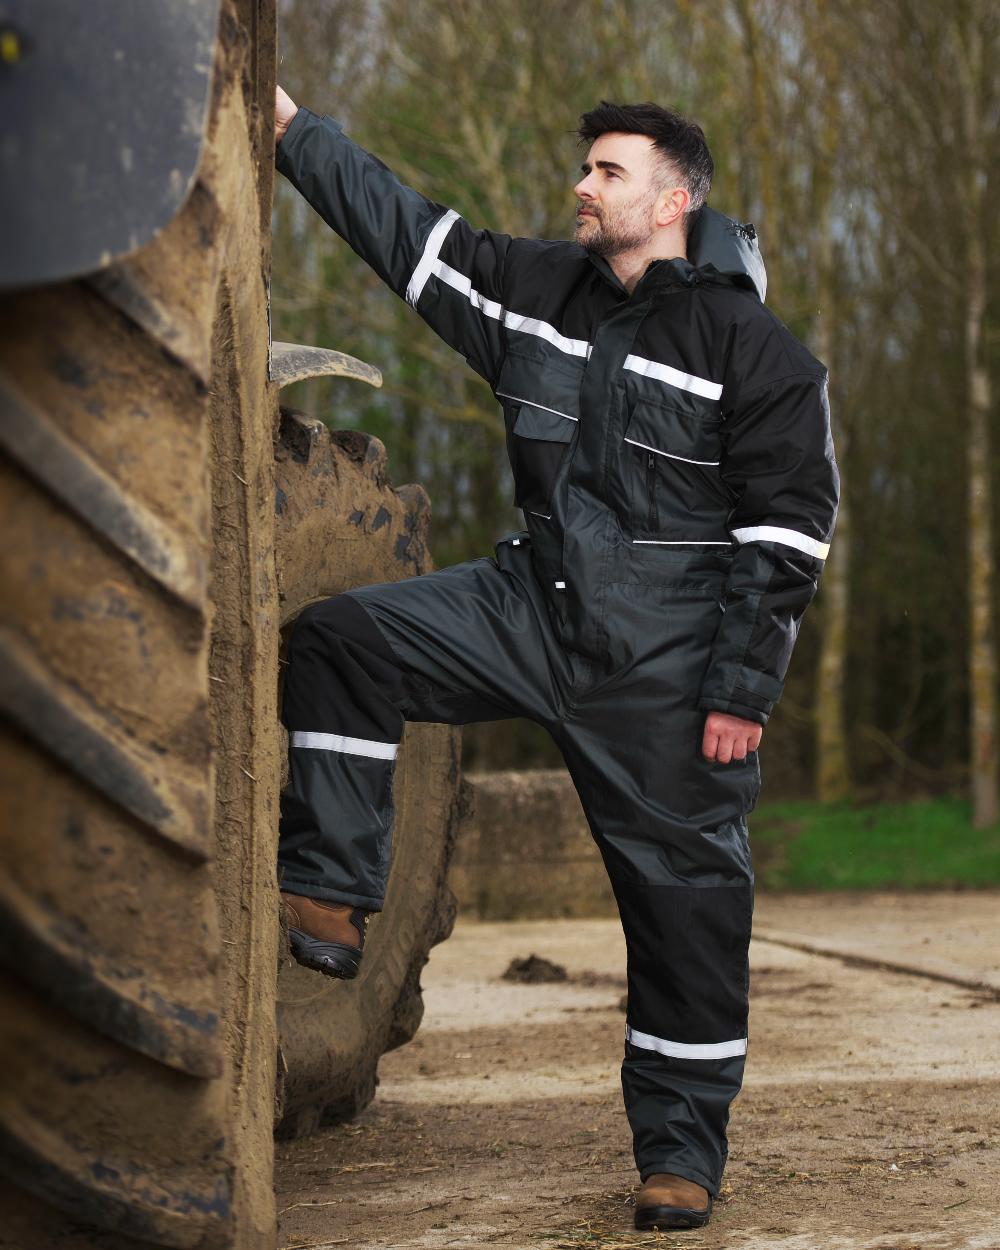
656 185 690 229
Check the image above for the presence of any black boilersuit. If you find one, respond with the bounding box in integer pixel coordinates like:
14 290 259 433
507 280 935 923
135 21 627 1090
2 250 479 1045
274 106 839 1195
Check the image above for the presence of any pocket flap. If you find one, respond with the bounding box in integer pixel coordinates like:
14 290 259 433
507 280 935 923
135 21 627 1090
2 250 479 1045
624 401 721 465
513 403 577 443
496 350 583 423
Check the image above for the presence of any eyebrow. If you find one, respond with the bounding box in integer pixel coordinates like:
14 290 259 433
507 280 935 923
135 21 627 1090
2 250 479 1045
580 159 629 176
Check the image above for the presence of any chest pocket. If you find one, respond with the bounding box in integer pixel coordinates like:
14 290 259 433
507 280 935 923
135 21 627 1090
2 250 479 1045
622 400 724 541
623 399 722 466
507 402 577 517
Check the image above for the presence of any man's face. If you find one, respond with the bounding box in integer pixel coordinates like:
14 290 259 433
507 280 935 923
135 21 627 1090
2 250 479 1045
573 132 666 257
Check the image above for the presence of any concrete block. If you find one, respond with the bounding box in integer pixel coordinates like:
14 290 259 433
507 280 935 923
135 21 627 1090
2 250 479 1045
449 769 617 920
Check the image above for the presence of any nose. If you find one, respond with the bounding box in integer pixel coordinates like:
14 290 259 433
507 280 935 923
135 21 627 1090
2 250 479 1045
574 172 596 202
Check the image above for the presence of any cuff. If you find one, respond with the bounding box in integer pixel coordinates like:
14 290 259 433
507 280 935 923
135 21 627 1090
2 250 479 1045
699 693 769 727
699 662 784 726
275 104 314 170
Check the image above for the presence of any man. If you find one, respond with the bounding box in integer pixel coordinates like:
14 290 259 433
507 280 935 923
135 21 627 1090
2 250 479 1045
272 87 839 1232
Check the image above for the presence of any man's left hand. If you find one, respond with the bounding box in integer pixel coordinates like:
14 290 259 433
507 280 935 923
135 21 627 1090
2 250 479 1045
702 711 762 763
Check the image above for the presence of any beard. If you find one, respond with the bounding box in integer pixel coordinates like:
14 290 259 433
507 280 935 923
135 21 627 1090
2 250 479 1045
574 187 660 257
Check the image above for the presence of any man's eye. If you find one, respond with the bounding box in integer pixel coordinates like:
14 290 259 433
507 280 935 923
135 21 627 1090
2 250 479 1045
606 171 619 179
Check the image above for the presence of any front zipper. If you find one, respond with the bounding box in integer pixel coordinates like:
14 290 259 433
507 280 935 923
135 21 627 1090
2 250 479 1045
645 450 658 534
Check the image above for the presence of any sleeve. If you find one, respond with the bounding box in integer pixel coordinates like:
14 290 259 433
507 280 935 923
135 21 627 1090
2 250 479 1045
275 106 512 385
698 368 840 726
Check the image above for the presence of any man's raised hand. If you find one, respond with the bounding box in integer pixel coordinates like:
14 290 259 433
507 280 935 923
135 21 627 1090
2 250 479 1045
701 711 762 763
275 85 298 146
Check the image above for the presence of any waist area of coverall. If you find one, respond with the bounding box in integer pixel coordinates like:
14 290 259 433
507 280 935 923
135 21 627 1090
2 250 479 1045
518 512 734 678
493 527 757 887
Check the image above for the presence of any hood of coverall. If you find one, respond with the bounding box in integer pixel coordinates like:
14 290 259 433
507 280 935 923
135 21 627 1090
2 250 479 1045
686 204 767 302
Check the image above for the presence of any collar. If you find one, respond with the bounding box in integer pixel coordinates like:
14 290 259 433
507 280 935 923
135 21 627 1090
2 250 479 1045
587 251 719 298
586 250 629 295
584 204 767 302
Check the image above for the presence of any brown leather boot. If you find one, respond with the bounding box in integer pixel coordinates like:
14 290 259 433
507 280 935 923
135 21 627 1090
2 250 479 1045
281 891 370 980
633 1173 713 1230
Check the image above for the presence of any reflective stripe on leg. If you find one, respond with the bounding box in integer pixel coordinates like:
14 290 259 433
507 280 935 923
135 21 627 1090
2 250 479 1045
625 1025 747 1060
290 729 399 760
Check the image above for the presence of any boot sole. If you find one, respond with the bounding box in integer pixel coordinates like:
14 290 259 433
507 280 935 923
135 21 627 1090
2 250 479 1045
287 928 362 980
634 1199 713 1231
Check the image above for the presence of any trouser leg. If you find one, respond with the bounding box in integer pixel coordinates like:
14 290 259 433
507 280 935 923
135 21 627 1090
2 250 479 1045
613 875 753 1194
278 593 410 910
561 731 757 1194
550 586 760 1195
278 535 573 911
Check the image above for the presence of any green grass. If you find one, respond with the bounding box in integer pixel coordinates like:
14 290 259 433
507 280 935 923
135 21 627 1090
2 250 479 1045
748 796 1000 890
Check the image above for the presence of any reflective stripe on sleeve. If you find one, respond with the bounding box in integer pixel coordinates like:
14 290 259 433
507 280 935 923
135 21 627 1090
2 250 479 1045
503 311 592 359
731 525 830 560
290 730 399 760
623 354 723 401
417 252 595 362
432 259 504 320
405 209 461 307
626 1024 747 1060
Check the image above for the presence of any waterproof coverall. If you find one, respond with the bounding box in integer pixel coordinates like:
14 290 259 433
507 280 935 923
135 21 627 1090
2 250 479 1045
275 107 840 1196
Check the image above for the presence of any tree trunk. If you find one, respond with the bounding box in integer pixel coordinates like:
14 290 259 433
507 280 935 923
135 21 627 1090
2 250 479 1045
965 242 998 827
816 500 851 800
813 240 851 801
811 0 851 801
961 16 998 828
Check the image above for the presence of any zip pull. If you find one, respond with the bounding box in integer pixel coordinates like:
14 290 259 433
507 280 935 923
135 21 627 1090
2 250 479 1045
645 451 658 532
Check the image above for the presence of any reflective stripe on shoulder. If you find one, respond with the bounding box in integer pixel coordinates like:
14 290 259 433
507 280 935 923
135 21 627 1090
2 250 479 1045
731 525 830 560
405 209 461 307
624 353 723 401
625 1024 747 1060
290 730 399 760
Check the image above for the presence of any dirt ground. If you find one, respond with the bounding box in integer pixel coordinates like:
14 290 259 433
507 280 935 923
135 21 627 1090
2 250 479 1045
275 893 1000 1250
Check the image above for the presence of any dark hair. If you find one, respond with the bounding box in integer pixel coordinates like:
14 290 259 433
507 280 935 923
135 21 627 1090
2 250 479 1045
576 100 714 229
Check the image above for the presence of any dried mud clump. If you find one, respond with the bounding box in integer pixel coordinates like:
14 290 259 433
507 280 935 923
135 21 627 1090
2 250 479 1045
501 954 569 983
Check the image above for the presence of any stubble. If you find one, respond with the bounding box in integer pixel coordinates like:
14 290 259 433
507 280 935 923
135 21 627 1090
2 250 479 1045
575 185 660 258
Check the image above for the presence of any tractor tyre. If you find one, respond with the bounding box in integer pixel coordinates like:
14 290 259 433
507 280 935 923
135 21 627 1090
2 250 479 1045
0 4 281 1246
272 410 463 1139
